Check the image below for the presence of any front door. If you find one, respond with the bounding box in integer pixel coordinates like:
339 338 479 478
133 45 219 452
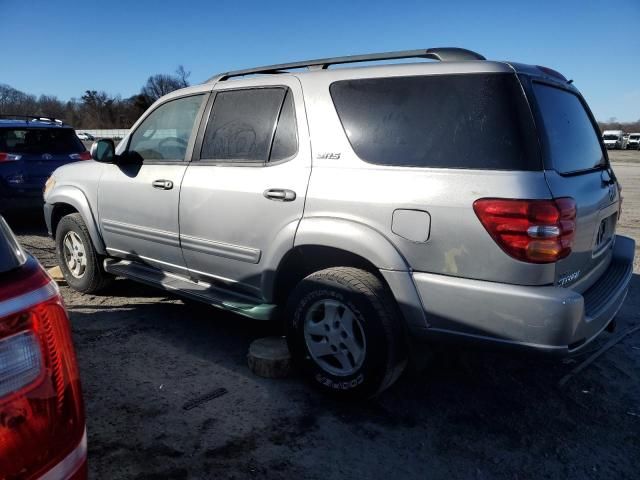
179 78 310 298
98 93 207 274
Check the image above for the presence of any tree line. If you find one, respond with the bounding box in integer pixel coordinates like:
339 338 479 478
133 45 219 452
0 66 190 129
598 118 640 133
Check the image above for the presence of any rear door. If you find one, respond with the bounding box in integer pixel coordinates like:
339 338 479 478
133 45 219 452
179 78 310 297
529 80 619 291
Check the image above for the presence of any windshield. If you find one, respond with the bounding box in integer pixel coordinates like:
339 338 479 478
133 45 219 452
629 134 640 140
0 127 85 155
531 82 605 174
603 134 620 140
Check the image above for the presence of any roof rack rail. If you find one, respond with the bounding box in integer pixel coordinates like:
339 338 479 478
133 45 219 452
0 114 65 125
207 47 485 83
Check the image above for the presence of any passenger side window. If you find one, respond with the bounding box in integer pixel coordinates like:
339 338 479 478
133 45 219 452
128 94 204 162
200 88 297 163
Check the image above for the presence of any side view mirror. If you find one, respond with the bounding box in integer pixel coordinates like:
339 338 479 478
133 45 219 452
90 139 116 163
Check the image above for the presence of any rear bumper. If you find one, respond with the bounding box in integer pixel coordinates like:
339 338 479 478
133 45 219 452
44 202 54 236
39 428 87 479
0 193 44 211
410 235 635 355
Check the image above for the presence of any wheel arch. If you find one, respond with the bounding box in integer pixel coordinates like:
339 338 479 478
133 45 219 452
47 186 106 254
267 217 428 331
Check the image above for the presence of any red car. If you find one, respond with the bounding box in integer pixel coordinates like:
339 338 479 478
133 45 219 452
0 216 86 479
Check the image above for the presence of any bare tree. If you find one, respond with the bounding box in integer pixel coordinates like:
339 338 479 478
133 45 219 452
140 66 191 106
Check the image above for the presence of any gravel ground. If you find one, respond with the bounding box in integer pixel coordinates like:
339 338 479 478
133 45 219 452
6 150 640 480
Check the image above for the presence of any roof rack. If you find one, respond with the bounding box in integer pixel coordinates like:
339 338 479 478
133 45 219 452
0 114 65 125
207 47 486 83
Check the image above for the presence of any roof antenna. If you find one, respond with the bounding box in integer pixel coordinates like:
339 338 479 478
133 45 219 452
567 79 574 84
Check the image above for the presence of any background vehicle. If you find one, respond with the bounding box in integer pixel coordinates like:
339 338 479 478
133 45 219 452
602 129 626 149
0 216 87 479
0 115 91 212
44 48 635 398
76 132 95 141
626 132 640 149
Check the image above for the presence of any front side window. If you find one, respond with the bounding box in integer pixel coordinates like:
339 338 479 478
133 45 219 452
128 94 204 162
200 87 297 163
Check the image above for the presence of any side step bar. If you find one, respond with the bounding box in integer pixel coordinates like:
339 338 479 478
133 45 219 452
104 258 277 321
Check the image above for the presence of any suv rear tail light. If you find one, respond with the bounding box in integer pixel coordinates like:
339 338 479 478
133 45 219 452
69 151 91 161
473 197 576 264
0 152 22 162
0 260 86 479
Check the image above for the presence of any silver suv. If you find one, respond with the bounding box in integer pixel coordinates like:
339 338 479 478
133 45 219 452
44 48 635 398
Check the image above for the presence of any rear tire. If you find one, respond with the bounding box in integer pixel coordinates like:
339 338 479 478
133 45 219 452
285 267 407 399
55 213 111 293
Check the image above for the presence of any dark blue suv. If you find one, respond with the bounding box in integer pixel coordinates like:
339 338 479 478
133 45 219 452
0 116 90 212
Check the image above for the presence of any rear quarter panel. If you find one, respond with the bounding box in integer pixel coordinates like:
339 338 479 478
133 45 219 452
298 67 557 286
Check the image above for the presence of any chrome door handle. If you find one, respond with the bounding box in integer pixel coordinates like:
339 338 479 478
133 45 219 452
152 179 174 190
263 188 296 202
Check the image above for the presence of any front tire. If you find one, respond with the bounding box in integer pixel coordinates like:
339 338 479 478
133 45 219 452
56 213 111 293
285 267 407 399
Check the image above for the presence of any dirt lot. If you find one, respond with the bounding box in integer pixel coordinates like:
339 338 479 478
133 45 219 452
6 150 640 479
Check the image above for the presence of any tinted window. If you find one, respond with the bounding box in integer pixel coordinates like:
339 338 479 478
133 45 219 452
532 83 604 174
270 90 298 161
0 128 85 155
201 88 287 162
330 73 539 170
129 94 204 161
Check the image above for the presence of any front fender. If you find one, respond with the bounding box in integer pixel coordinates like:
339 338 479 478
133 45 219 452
45 185 106 255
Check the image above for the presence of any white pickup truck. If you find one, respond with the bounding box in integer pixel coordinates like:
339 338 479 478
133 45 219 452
602 130 626 150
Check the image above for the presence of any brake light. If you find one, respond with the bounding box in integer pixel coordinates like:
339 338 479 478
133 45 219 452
0 152 22 162
473 198 576 263
69 151 91 161
0 260 86 479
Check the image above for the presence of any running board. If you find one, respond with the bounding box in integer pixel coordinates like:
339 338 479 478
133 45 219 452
103 258 276 321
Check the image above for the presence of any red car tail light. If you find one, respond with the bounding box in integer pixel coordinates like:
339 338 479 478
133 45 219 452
0 260 86 479
473 197 576 264
0 152 22 163
69 151 91 161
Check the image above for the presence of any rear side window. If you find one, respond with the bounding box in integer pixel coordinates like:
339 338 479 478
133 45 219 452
0 128 85 155
200 88 297 163
330 73 539 170
532 83 605 174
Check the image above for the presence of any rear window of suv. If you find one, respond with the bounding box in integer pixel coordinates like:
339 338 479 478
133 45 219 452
0 127 85 155
330 73 540 170
531 82 605 174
